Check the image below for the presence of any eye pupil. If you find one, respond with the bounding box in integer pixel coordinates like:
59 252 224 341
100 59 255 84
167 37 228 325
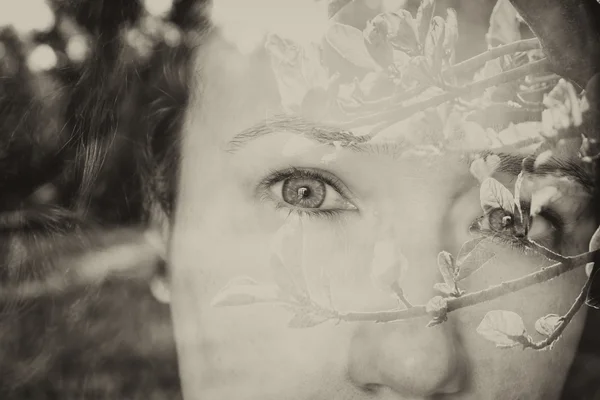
282 178 326 208
487 208 514 232
297 187 309 199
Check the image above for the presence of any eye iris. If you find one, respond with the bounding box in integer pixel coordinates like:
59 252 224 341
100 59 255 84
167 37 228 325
282 178 326 208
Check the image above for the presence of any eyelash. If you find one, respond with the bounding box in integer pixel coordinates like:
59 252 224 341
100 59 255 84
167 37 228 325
258 167 355 220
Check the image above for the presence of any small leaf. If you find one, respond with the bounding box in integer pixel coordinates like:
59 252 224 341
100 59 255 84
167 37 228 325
487 0 521 47
426 295 448 312
288 309 328 328
265 34 328 112
542 79 587 134
404 55 434 86
477 310 527 348
475 58 503 81
270 219 309 298
437 251 456 286
456 237 485 262
328 0 354 19
370 237 408 293
325 23 381 71
416 0 435 44
514 171 525 220
469 154 501 183
270 254 305 302
211 278 281 307
424 16 445 75
426 296 448 325
535 314 562 337
458 256 495 282
480 177 515 214
379 10 420 55
456 238 496 281
586 227 600 307
358 71 394 100
443 8 458 62
586 264 600 309
363 20 394 67
319 264 334 309
586 225 600 278
497 121 544 147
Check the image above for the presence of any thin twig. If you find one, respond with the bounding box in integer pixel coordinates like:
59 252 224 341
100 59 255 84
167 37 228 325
338 58 549 133
442 38 541 79
527 239 570 263
333 249 596 323
524 74 560 85
391 282 413 308
526 275 591 350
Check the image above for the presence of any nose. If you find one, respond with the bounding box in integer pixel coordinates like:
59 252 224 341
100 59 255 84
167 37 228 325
347 317 467 398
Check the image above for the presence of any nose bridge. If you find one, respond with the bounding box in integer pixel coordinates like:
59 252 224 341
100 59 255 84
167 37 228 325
384 180 450 304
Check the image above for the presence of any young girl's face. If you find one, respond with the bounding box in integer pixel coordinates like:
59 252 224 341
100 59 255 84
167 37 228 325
168 28 595 400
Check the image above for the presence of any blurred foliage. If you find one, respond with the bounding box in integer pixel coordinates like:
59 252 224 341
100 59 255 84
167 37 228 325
0 1 205 398
0 0 206 225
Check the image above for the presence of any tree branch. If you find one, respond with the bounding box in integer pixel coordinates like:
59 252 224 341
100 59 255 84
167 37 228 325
333 249 596 323
358 59 549 135
526 274 591 350
442 38 541 79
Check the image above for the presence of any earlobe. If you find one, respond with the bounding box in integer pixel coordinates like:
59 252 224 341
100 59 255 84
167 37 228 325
150 269 171 304
144 228 171 304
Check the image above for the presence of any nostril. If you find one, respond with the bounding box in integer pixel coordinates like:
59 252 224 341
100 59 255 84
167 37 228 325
360 383 381 395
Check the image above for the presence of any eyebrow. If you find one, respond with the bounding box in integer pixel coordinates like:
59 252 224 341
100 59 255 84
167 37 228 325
491 152 594 191
226 116 595 190
225 115 370 153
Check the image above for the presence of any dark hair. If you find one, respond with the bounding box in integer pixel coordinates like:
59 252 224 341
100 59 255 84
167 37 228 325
0 1 210 398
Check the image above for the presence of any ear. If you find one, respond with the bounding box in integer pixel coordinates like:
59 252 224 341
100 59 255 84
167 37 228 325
144 229 171 304
150 263 171 304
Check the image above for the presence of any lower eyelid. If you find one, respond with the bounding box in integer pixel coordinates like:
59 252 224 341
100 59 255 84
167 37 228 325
271 200 348 220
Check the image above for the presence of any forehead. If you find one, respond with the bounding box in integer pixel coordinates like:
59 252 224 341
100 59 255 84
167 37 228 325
184 26 591 196
187 33 282 145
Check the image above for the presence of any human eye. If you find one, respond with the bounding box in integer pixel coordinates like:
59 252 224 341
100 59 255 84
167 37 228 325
470 206 561 248
257 167 358 218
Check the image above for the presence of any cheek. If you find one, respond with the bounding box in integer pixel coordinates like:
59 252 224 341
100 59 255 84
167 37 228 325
170 196 360 398
455 255 587 395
